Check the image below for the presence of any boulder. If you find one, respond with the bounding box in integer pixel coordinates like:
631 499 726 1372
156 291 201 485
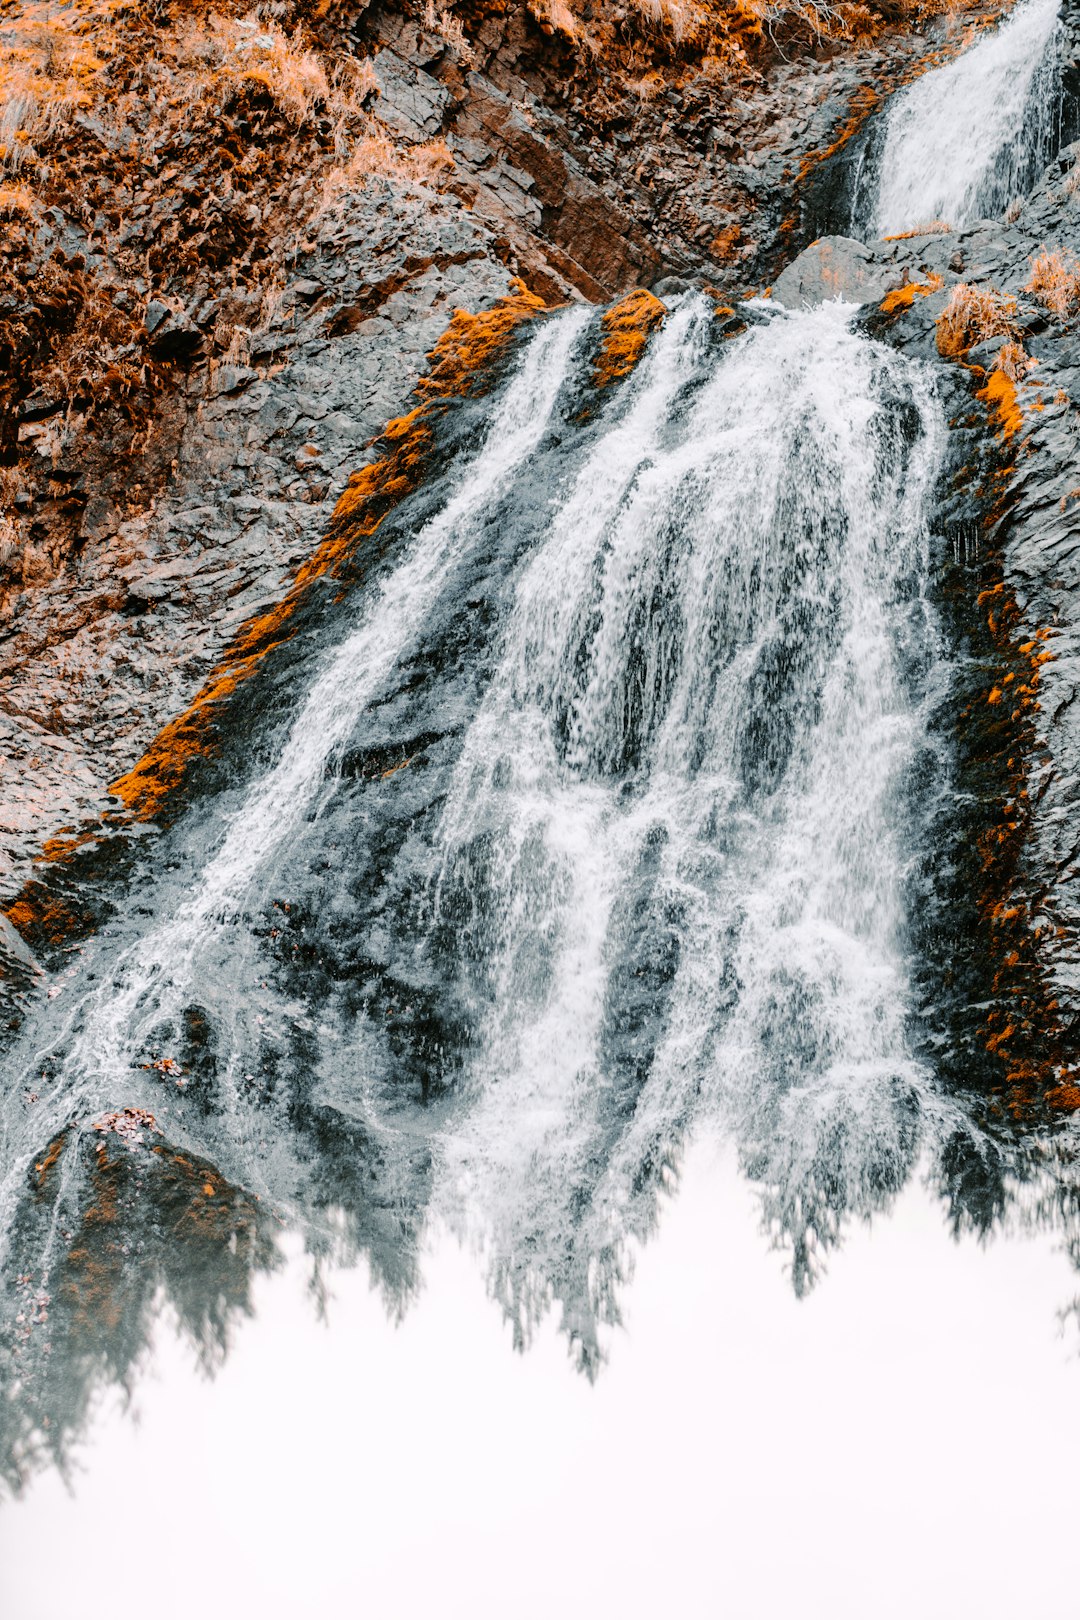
772 236 898 309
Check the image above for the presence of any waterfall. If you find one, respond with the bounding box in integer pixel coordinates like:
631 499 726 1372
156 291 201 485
0 290 949 1344
425 298 944 1323
873 0 1062 234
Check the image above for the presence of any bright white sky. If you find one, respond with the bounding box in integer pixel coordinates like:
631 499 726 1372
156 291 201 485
2 1137 1078 1620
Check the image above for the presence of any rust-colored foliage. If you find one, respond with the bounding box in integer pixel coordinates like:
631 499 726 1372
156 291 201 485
593 288 666 388
935 281 1018 359
108 279 546 821
881 220 951 241
991 339 1032 384
1024 247 1080 320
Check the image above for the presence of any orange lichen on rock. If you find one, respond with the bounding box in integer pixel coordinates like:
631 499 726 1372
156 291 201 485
418 278 548 401
977 368 1024 440
108 280 546 822
795 84 879 186
593 289 666 388
5 887 86 947
37 829 100 865
711 224 742 261
879 272 942 314
33 1129 67 1191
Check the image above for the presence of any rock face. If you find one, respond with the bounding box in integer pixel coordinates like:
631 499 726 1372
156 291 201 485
363 2 1004 302
0 181 511 892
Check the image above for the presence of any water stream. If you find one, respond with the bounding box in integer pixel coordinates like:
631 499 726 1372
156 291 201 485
874 0 1063 233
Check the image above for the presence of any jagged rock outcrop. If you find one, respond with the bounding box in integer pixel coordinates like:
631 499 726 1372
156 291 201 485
2 181 511 888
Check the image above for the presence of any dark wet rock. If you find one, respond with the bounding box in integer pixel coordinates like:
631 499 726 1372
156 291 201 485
651 275 696 298
863 127 1080 1059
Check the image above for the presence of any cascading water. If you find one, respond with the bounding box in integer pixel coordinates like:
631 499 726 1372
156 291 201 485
0 305 591 1247
873 0 1063 234
0 292 954 1416
426 299 945 1327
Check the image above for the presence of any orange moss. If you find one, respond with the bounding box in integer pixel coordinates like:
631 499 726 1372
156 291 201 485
593 288 666 388
38 829 99 864
5 888 86 946
977 368 1024 441
879 272 942 314
108 280 545 822
1045 1082 1080 1111
710 224 742 261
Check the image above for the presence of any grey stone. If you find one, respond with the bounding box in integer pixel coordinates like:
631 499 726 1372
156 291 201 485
773 237 899 309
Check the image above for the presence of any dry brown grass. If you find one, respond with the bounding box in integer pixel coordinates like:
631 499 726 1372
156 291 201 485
1025 248 1080 320
312 131 455 223
628 0 708 44
0 180 36 215
514 0 981 92
423 0 481 59
177 11 381 136
882 220 951 241
993 340 1032 382
0 0 459 271
0 0 122 174
627 68 665 100
527 0 580 40
936 282 1018 358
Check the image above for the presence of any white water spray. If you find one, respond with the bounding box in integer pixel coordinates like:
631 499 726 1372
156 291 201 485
428 299 944 1328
